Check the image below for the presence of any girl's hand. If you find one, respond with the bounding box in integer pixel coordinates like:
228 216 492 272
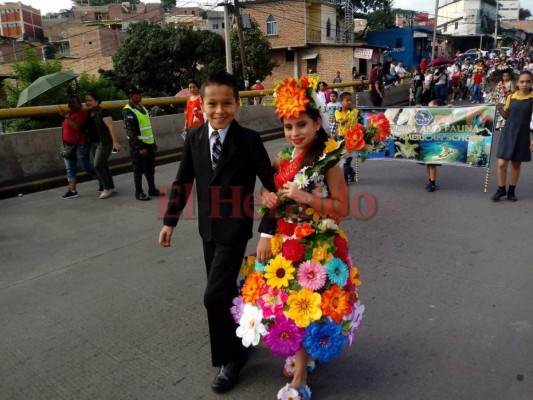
112 141 122 151
282 182 309 204
262 191 280 209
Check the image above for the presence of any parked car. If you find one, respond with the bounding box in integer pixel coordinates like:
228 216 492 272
458 49 488 59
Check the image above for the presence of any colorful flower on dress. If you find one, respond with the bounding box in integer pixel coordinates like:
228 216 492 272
240 254 256 276
345 123 366 151
312 243 330 263
294 223 315 239
278 219 297 237
281 239 306 263
320 284 352 323
284 356 297 377
230 295 244 323
294 171 310 189
333 235 349 262
310 172 324 183
241 271 266 304
344 300 365 346
236 303 267 347
325 257 349 287
264 255 295 288
277 384 300 400
263 315 306 356
274 77 311 120
324 137 340 153
303 320 347 362
286 288 323 328
318 218 339 232
305 207 321 221
271 234 283 256
311 182 329 198
258 285 288 318
254 259 266 273
350 264 362 287
297 260 327 291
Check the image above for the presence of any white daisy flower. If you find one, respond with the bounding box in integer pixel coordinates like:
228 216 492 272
318 218 338 231
236 303 267 347
294 171 310 188
311 182 329 198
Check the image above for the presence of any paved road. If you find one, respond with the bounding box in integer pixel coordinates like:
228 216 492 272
1 131 532 400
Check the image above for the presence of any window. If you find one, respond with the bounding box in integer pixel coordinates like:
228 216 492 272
455 22 458 29
395 38 402 48
326 18 331 37
213 24 218 29
266 15 278 36
286 49 294 62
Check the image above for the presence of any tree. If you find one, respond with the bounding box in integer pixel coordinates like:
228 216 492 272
107 21 226 96
161 0 176 13
230 19 277 89
519 8 532 20
351 0 395 32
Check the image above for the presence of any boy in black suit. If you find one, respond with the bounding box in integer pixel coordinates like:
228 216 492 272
159 71 276 393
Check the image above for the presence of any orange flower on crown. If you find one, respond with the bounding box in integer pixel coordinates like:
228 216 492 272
345 123 366 151
274 77 310 119
367 114 391 142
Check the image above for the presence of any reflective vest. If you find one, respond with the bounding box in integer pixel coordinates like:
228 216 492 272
123 103 154 144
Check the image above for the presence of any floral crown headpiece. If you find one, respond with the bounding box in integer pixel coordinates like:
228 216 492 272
273 75 323 119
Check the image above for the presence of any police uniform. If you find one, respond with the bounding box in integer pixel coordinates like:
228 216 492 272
122 85 162 200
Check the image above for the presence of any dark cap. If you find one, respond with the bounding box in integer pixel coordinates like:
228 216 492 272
124 83 143 96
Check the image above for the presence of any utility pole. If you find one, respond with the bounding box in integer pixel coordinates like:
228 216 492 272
494 0 499 48
431 0 439 59
233 0 249 88
223 0 233 73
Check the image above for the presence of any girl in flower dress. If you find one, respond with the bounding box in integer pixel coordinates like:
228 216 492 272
231 76 370 400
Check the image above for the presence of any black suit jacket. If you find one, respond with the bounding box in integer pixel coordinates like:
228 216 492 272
163 120 277 246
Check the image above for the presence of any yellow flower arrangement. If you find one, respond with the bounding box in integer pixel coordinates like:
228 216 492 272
312 243 330 263
270 234 283 256
324 138 340 153
286 288 323 327
240 254 256 277
264 255 295 288
350 265 362 286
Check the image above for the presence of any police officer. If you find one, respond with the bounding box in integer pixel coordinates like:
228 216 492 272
123 84 164 201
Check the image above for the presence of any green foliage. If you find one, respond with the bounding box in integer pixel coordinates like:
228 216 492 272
107 21 226 96
519 8 532 20
161 0 176 13
231 19 277 89
366 9 396 31
1 46 125 132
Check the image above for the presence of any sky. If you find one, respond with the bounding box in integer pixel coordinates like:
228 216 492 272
5 0 533 18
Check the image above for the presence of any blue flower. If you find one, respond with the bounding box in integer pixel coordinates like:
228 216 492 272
325 257 349 286
303 320 346 362
254 259 266 273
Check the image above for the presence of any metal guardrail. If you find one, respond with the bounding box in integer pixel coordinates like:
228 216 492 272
0 82 369 120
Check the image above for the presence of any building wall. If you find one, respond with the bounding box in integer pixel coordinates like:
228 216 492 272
0 2 43 40
499 0 519 20
245 0 306 48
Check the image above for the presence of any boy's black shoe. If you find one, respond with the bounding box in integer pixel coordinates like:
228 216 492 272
427 183 436 192
211 352 248 393
507 193 518 202
135 192 151 201
148 188 165 197
491 188 506 202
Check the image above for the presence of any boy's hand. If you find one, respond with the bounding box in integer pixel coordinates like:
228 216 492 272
159 226 174 247
262 191 280 209
256 237 272 264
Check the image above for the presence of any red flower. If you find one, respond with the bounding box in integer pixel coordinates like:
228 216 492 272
345 124 366 151
277 219 296 237
367 114 391 143
333 235 348 262
281 239 306 263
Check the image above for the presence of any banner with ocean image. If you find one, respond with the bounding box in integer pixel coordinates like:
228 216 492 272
359 105 496 168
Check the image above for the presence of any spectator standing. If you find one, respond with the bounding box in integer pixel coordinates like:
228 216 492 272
335 92 358 183
471 67 485 103
123 84 164 201
253 79 265 105
433 66 448 101
412 66 424 105
420 57 427 73
181 80 205 140
326 90 342 139
370 62 385 106
85 93 121 199
332 71 343 84
60 94 99 199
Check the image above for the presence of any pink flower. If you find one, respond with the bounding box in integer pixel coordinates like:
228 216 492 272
258 286 288 318
297 260 327 291
263 315 306 356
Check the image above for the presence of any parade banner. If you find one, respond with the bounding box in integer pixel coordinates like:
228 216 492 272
360 105 497 168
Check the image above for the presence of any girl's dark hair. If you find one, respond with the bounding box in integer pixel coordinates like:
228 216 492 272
188 79 200 88
68 94 81 104
298 106 328 168
519 70 533 78
86 93 102 104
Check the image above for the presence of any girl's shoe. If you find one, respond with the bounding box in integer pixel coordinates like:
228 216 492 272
277 383 312 400
283 356 317 378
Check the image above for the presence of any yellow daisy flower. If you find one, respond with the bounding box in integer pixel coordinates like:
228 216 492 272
324 138 340 153
286 288 322 327
264 255 295 288
312 243 330 263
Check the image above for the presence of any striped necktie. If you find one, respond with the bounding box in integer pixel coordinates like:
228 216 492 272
211 130 222 171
